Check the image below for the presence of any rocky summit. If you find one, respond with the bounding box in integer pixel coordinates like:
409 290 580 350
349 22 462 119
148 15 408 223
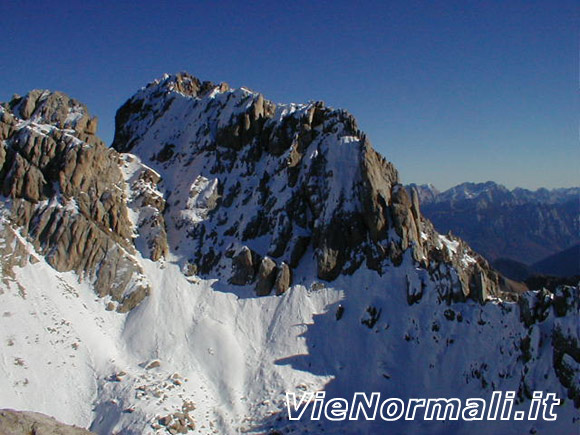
112 72 512 303
0 90 150 312
0 73 577 434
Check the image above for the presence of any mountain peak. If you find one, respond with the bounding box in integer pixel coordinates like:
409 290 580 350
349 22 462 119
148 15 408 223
141 72 231 101
0 76 578 433
110 72 512 302
4 90 98 137
0 89 150 312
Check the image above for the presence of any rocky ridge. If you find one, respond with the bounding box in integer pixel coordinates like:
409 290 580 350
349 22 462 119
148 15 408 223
0 90 150 312
112 72 513 304
0 76 518 310
0 74 577 434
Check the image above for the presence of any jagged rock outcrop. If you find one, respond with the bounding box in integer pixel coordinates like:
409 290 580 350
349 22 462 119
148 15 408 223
111 72 512 303
0 91 152 312
228 245 260 286
274 262 292 295
255 257 277 296
120 154 169 262
0 77 514 307
0 409 94 434
0 74 577 435
517 286 580 407
0 222 34 290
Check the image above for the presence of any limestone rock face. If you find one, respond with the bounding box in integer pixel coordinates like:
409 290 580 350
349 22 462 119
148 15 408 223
391 185 419 252
0 222 33 287
0 409 94 435
0 91 152 312
274 262 292 295
109 72 510 302
255 257 277 296
229 246 260 285
9 90 99 140
120 154 168 262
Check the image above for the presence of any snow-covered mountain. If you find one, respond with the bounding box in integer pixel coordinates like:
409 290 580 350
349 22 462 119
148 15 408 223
409 181 580 265
0 74 578 434
411 181 579 207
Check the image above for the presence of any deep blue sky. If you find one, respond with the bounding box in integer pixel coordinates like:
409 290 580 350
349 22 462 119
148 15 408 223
1 0 577 190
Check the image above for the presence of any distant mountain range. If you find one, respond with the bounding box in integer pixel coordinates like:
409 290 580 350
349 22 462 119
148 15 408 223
0 75 577 433
492 244 580 283
408 182 580 275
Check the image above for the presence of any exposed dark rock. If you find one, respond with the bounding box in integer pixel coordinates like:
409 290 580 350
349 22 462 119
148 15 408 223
289 235 310 268
274 262 292 295
0 91 151 312
406 274 424 305
0 409 94 434
230 246 260 285
108 72 509 303
335 304 344 320
361 306 382 329
255 257 277 296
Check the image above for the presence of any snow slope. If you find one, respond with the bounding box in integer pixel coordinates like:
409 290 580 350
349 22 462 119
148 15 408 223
1 220 577 433
0 75 578 434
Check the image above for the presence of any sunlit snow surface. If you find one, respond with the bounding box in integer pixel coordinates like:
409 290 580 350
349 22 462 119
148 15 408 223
0 223 577 433
0 80 577 433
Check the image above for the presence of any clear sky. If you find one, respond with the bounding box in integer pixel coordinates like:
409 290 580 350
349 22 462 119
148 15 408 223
1 0 578 190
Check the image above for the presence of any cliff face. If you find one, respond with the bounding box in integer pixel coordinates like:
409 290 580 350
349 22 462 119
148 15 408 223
0 77 512 313
0 90 149 312
0 75 577 434
112 72 510 303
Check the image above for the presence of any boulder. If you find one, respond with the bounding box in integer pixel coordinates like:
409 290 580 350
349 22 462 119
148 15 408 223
274 262 292 295
255 257 277 296
230 246 258 285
